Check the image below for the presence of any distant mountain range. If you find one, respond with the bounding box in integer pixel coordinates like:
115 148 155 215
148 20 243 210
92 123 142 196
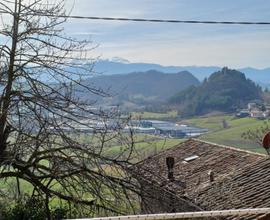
93 59 270 87
79 70 199 107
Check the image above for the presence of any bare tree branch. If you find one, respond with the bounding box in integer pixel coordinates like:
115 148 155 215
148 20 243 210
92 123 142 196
0 0 140 218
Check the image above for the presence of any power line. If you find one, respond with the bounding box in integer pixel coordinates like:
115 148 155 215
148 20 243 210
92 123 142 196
1 10 270 26
56 15 270 25
42 15 270 25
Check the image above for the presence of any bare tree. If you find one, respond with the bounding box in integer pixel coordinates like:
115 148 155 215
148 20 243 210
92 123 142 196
242 121 270 147
241 119 270 156
0 0 139 218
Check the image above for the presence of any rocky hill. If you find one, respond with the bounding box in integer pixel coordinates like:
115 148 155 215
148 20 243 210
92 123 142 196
169 67 262 116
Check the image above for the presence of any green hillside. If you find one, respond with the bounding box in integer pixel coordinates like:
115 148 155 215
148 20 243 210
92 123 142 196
79 70 200 104
182 115 267 154
170 67 262 116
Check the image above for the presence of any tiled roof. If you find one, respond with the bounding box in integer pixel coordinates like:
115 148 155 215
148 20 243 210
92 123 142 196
195 157 270 220
134 139 264 196
134 139 269 219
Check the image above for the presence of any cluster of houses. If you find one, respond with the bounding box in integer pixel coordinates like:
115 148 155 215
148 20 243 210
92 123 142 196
236 102 270 119
128 120 208 138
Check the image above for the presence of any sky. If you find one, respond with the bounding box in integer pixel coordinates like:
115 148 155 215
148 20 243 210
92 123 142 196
2 0 270 68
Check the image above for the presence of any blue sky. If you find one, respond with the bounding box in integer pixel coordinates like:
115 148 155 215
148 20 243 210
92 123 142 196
51 1 270 68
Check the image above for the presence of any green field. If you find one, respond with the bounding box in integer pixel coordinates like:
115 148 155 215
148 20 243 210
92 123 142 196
124 112 270 155
131 111 178 119
105 134 185 161
182 115 234 130
0 132 184 217
77 114 268 156
183 115 268 154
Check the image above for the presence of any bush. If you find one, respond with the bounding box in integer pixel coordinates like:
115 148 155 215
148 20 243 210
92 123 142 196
0 196 68 220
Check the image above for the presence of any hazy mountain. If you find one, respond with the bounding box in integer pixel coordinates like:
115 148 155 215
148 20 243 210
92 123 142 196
93 59 270 86
80 70 200 105
94 59 219 81
169 67 262 116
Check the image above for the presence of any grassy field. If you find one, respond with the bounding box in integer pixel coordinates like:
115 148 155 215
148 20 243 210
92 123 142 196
182 115 234 130
120 112 270 155
105 134 185 161
131 111 178 119
182 115 268 154
0 132 184 216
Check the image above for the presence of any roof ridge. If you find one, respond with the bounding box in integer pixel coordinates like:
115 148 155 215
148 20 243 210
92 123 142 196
192 138 266 157
133 138 265 166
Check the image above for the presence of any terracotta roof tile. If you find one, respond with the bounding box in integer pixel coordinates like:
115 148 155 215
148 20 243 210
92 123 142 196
196 157 270 212
134 139 270 219
134 139 264 197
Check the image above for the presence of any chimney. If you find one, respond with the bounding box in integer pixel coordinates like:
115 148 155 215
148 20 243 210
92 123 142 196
166 157 175 181
208 170 214 183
